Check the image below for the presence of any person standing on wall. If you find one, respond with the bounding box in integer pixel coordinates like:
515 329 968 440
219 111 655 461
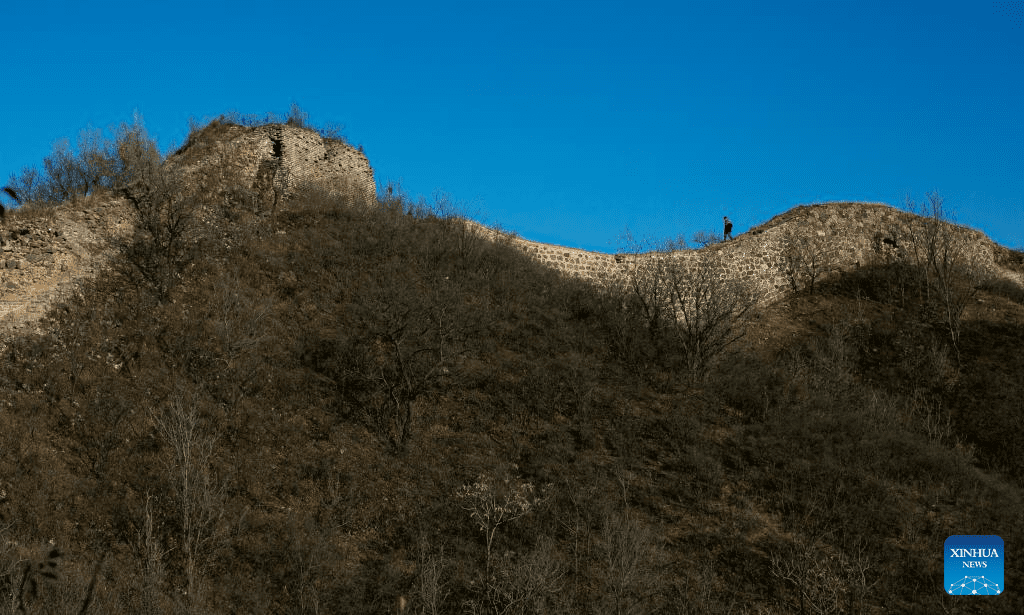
723 216 733 241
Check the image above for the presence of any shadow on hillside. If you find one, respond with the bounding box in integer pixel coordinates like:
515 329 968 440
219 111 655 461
0 183 1019 613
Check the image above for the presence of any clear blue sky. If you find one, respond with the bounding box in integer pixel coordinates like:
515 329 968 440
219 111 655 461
2 1 1022 253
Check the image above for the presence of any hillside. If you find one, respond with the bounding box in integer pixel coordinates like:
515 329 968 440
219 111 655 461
0 118 1022 614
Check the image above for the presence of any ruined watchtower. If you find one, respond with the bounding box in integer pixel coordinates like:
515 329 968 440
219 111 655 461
164 121 376 210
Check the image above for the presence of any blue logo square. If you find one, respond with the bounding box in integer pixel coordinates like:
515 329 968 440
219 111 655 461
945 535 1003 595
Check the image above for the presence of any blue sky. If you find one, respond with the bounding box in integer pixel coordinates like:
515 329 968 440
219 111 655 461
2 0 1022 252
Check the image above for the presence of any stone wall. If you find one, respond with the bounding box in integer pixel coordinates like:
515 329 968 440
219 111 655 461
165 123 376 209
0 193 1014 336
0 198 133 331
464 201 1014 305
163 124 1013 307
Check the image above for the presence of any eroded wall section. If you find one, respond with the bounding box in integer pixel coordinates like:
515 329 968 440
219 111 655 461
464 201 1007 305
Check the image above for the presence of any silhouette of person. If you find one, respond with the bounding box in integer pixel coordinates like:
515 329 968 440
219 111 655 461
723 216 733 240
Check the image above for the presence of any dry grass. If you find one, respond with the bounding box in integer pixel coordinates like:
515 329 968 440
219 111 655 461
5 202 60 226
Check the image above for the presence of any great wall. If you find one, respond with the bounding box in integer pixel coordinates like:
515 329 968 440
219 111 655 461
0 121 380 334
0 122 1020 335
464 201 1021 304
0 198 132 333
165 121 377 210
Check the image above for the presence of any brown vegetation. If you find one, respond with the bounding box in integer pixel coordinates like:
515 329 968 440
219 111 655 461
0 111 1020 613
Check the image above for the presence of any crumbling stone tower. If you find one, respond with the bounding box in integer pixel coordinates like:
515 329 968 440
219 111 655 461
165 121 376 210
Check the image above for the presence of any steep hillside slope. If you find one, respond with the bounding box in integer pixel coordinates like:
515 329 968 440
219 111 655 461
0 186 1020 613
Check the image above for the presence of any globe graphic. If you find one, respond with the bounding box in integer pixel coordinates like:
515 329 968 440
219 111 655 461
947 576 1002 595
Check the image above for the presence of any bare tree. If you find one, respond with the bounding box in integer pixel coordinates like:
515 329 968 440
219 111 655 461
413 536 450 615
116 167 199 302
690 230 721 248
108 113 163 190
285 102 310 128
486 538 564 615
455 472 553 613
4 112 161 207
41 138 88 203
619 237 764 384
75 126 116 194
136 493 169 615
770 538 877 615
332 276 461 453
151 393 229 614
782 227 834 293
901 192 985 355
596 508 666 615
664 251 764 382
5 168 41 205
